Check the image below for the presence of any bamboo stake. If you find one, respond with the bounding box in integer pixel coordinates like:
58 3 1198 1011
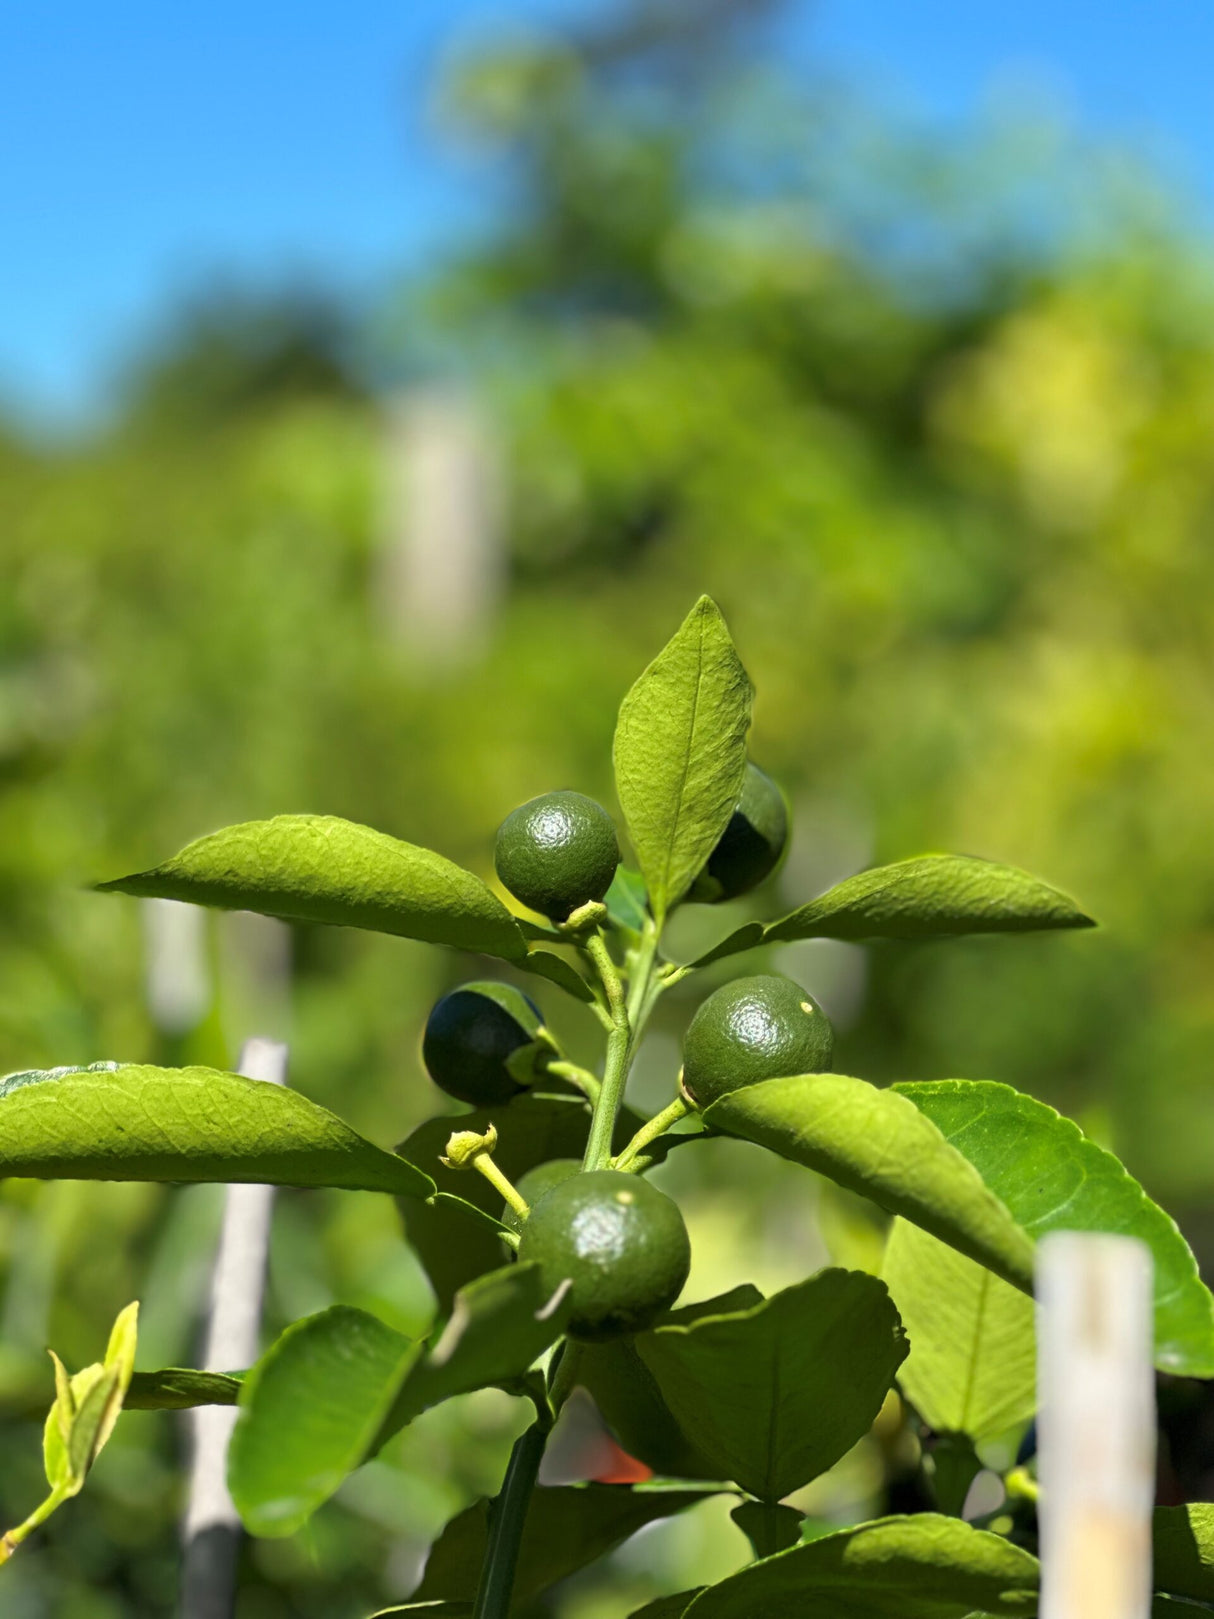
1036 1231 1155 1619
180 1037 288 1619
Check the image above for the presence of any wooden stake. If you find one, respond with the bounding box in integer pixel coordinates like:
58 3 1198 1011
1036 1231 1155 1619
180 1037 288 1619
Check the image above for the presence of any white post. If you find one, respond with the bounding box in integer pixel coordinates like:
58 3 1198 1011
180 1037 288 1619
1036 1232 1155 1619
375 385 504 669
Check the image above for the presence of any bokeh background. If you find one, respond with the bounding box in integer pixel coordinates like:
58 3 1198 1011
5 1 1214 1613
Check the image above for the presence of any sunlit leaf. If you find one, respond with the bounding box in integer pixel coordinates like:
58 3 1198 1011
99 814 528 960
882 1218 1035 1443
613 597 752 923
0 1063 433 1198
764 855 1094 943
683 1513 1040 1618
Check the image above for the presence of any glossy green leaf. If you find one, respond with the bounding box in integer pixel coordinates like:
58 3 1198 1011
731 1502 805 1560
687 922 765 970
636 1271 906 1500
613 597 753 923
705 1074 1036 1293
412 1485 712 1606
710 1072 1214 1377
578 1287 763 1481
629 1595 705 1619
881 1218 1035 1443
230 1306 416 1537
897 1080 1214 1377
605 865 649 932
0 1063 434 1199
764 854 1094 943
125 1368 243 1410
371 1607 472 1618
516 948 597 1003
231 1263 566 1536
1153 1505 1214 1604
683 1514 1040 1618
99 814 528 960
372 1261 570 1450
400 1092 622 1310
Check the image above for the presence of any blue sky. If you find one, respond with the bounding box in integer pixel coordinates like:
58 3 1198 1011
4 1 1212 428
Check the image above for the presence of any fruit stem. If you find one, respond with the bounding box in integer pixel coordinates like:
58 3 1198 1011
470 1418 548 1619
545 1060 602 1104
612 1096 690 1172
581 929 633 1171
625 916 662 1036
474 1157 530 1222
441 1127 531 1221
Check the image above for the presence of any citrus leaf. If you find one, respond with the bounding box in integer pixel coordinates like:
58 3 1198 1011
881 1218 1035 1443
98 814 528 961
605 866 649 932
230 1265 566 1536
230 1306 417 1538
764 854 1094 943
636 1271 907 1500
613 597 753 924
731 1502 805 1560
516 949 597 1003
412 1485 713 1606
1153 1504 1214 1604
897 1080 1214 1378
371 1607 472 1618
705 1074 1036 1292
0 1063 433 1198
371 1261 570 1451
709 1073 1214 1377
125 1368 243 1409
628 1597 705 1619
683 1514 1040 1618
686 922 765 969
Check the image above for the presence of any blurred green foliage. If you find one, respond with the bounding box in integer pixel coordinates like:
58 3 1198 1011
5 1 1214 1611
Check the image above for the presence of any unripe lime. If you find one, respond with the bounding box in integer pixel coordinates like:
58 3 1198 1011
422 981 548 1107
495 791 620 921
501 1157 582 1235
518 1170 691 1341
689 762 789 903
682 973 834 1109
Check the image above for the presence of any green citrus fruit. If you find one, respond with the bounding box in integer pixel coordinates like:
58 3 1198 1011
517 1169 691 1341
682 973 834 1108
422 981 548 1107
688 762 789 903
494 791 620 921
501 1157 582 1235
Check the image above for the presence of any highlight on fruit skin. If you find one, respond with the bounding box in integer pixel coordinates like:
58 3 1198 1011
494 790 620 921
422 980 550 1107
688 761 789 904
681 972 834 1109
517 1169 691 1341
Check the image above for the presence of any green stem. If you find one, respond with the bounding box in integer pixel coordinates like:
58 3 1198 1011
545 1061 602 1104
471 1420 548 1619
1 1486 69 1564
581 931 632 1171
613 1096 690 1172
1003 1466 1040 1504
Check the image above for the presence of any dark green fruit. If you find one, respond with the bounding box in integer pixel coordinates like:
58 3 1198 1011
422 981 548 1107
682 973 834 1108
518 1170 691 1341
689 762 789 903
495 791 620 921
501 1157 581 1235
